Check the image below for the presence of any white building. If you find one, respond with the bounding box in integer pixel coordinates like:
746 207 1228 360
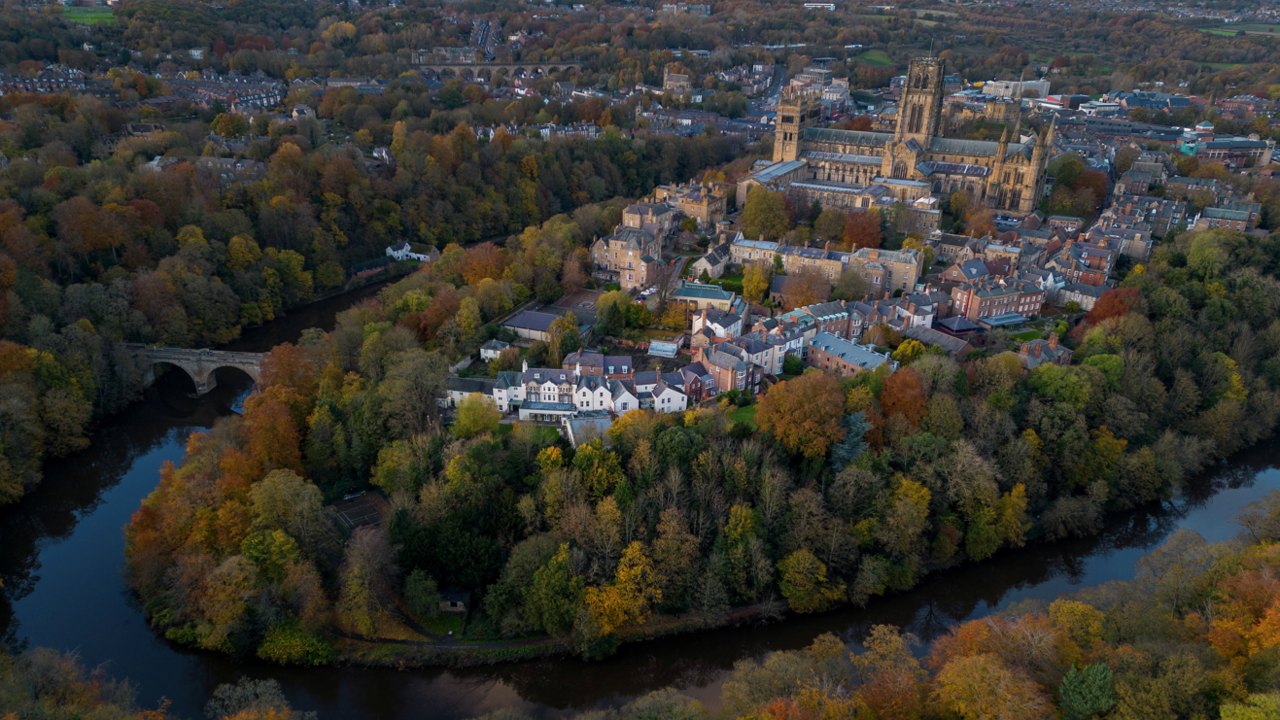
479 339 510 361
386 241 440 263
493 362 686 420
981 78 1051 99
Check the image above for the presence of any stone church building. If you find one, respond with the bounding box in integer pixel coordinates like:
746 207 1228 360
750 56 1054 216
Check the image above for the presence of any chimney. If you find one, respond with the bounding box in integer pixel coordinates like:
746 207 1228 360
522 359 529 373
1048 332 1059 349
1020 344 1030 357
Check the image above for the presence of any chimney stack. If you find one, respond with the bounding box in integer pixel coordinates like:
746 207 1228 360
1049 332 1059 349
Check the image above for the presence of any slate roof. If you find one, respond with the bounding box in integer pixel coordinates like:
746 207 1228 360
603 226 657 251
801 150 883 165
902 326 972 355
802 127 891 147
807 331 894 370
672 281 735 301
446 377 495 393
1203 207 1249 221
505 310 559 332
917 161 991 177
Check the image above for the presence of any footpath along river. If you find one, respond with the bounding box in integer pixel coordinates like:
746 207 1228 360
2 283 1278 718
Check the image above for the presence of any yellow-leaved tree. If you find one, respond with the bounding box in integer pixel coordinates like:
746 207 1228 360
585 541 661 635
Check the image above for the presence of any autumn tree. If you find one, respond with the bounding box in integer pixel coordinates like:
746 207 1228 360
813 208 849 242
404 569 441 622
743 261 772 302
249 469 326 550
212 113 249 138
546 312 581 367
460 242 508 285
756 372 846 459
378 349 449 439
853 625 927 719
652 509 700 611
777 549 845 613
337 526 399 635
880 368 927 427
743 186 790 242
452 393 501 438
585 541 661 635
878 477 931 559
526 543 585 636
1086 287 1141 324
934 653 1053 719
892 339 926 365
843 209 882 250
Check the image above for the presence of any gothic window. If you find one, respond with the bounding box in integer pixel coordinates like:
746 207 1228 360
907 105 923 134
892 161 907 179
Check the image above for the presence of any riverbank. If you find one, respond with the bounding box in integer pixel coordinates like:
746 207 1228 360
5 411 1277 719
330 600 787 670
297 467 1207 671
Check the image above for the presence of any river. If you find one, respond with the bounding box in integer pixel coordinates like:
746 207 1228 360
2 285 1278 719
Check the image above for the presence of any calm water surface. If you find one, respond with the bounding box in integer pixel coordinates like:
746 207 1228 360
2 286 1277 718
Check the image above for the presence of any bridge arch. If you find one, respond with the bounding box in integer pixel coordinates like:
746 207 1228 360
151 360 262 396
124 344 266 397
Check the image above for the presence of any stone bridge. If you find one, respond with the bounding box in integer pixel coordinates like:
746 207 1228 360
123 344 266 396
413 61 582 77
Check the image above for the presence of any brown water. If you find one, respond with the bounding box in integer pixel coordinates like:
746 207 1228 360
2 284 1278 718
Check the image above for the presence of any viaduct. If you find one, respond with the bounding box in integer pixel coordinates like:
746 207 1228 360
122 344 266 396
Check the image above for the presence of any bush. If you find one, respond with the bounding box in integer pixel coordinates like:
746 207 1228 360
405 568 441 622
783 354 803 376
256 619 337 666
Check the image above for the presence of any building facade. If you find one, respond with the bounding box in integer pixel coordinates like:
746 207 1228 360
591 226 662 291
767 57 1053 215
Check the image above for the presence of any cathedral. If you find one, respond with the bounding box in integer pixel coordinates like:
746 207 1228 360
767 56 1054 215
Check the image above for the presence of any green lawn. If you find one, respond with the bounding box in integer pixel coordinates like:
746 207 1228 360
729 404 757 429
496 424 560 442
858 50 894 67
62 7 114 24
1200 23 1280 37
1012 330 1043 341
419 614 464 636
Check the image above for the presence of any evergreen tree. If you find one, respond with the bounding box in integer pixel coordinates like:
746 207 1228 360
830 411 871 470
1059 664 1114 720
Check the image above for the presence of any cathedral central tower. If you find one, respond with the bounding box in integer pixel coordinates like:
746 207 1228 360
894 57 945 147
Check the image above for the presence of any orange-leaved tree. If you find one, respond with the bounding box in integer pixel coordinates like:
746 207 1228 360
755 371 845 459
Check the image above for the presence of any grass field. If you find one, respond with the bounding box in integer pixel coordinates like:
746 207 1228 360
729 404 758 430
419 614 464 637
1012 330 1043 341
858 50 894 67
1201 23 1280 38
62 7 114 24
